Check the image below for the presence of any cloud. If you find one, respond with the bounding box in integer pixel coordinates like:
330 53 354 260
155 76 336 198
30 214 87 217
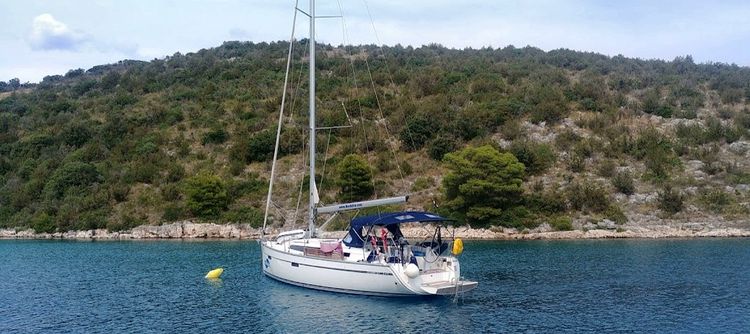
28 14 87 51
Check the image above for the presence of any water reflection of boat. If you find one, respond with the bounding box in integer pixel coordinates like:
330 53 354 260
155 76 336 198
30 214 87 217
260 278 471 332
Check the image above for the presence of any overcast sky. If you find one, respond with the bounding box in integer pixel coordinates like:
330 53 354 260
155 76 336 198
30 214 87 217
2 0 750 83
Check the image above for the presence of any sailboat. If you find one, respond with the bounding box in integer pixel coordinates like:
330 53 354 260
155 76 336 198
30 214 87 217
259 0 478 297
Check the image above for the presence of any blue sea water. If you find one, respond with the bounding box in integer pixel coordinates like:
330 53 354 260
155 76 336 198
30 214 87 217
1 239 749 333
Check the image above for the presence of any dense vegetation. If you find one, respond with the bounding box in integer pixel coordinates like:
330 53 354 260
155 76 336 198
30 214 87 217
2 41 750 232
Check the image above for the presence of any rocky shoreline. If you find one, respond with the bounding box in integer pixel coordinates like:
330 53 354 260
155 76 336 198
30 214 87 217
2 220 749 240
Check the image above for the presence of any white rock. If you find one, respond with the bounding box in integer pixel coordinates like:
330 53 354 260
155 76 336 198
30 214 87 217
729 141 750 155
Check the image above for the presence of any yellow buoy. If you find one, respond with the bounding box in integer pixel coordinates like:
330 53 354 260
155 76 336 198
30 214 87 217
205 268 224 279
452 238 464 256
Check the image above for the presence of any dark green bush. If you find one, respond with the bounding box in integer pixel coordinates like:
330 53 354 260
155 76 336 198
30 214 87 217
183 173 230 218
61 123 92 148
499 206 534 229
166 163 185 183
612 171 635 195
110 183 130 202
549 216 573 231
228 175 266 199
245 129 275 163
509 140 556 175
596 159 616 178
526 188 567 215
162 204 189 222
130 162 159 184
31 212 56 233
443 145 525 228
337 154 374 202
634 128 678 180
400 114 435 151
106 213 142 232
658 186 684 215
44 162 102 199
555 129 582 151
428 135 458 161
202 127 229 145
222 207 263 227
160 183 181 201
605 205 627 224
566 181 610 213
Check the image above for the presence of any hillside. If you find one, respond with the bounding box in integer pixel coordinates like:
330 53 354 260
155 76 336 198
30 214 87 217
2 41 750 234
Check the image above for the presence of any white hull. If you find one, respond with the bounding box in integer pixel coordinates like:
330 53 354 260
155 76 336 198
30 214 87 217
260 238 477 297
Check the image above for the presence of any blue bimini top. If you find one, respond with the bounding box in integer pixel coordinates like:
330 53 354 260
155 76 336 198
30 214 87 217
342 211 449 248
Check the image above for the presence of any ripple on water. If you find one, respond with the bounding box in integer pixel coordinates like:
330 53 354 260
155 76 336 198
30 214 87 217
1 239 749 333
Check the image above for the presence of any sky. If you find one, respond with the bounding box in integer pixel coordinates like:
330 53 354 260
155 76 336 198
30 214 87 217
2 0 750 83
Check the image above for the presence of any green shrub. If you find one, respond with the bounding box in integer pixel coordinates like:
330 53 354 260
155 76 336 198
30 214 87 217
596 159 616 178
106 213 143 232
605 205 627 224
44 162 102 199
673 109 697 119
183 173 230 218
61 123 92 148
31 212 56 233
412 176 435 192
500 120 525 140
724 125 743 143
162 204 189 222
231 129 275 163
566 181 610 213
675 122 707 145
702 117 720 139
500 206 535 229
634 128 678 180
526 188 567 215
228 175 265 199
612 171 635 195
428 135 458 161
509 140 556 175
549 216 573 231
130 162 159 184
110 182 130 202
77 209 108 230
555 129 582 151
658 186 684 215
735 110 750 130
202 127 229 145
399 160 413 176
443 145 525 228
160 183 181 201
567 153 586 173
135 139 158 156
400 114 434 151
222 207 263 227
166 163 185 183
573 139 595 158
375 152 394 172
337 154 374 202
698 189 732 214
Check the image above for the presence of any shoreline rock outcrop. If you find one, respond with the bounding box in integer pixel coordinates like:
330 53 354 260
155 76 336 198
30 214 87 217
2 220 749 240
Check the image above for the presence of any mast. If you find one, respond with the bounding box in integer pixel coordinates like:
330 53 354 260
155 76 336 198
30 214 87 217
308 0 317 235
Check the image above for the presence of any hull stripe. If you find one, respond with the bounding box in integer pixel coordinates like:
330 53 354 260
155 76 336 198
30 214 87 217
263 271 418 297
273 257 393 276
262 243 394 276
